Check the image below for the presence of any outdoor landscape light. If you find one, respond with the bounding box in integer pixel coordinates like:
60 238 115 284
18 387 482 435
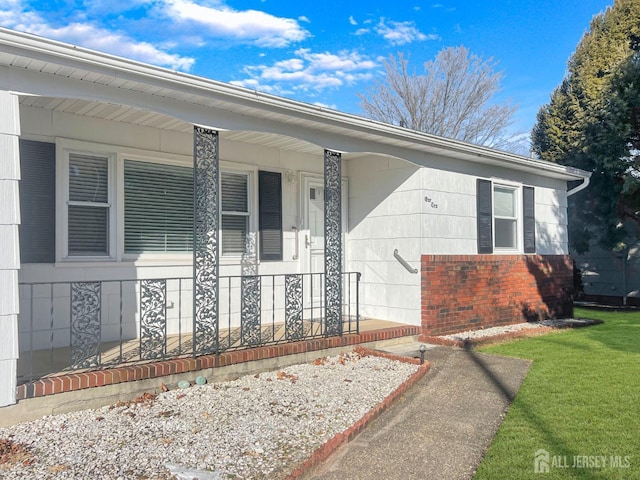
419 344 426 365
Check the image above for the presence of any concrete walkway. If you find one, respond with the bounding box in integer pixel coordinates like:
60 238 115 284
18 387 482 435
302 345 531 480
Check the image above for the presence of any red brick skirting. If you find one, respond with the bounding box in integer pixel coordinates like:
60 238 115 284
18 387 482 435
16 325 419 401
421 254 574 336
285 346 430 480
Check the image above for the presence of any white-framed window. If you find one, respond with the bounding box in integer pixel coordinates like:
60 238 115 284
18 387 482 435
122 161 255 258
477 179 535 254
56 140 279 262
221 171 251 256
59 145 116 260
56 139 259 262
123 159 193 254
493 185 519 250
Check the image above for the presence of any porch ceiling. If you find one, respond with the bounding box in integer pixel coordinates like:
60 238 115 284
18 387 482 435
17 95 327 156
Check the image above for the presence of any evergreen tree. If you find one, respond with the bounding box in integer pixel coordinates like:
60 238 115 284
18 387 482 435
532 0 640 253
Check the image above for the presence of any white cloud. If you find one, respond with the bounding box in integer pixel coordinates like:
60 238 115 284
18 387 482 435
296 49 377 72
162 0 309 47
0 0 195 70
355 28 370 36
230 48 377 95
375 18 437 45
348 15 357 26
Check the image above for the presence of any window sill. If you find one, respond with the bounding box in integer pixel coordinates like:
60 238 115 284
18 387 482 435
493 248 522 254
56 256 117 265
52 254 256 268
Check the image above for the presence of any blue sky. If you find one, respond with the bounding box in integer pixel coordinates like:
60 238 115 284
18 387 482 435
0 0 613 138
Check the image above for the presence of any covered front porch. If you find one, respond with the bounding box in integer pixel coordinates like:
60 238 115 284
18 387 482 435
18 271 364 386
14 123 368 397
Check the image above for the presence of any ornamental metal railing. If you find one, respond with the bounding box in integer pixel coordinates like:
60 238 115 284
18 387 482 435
17 271 360 384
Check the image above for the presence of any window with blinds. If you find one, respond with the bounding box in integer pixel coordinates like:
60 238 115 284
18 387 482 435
493 185 518 249
67 153 110 256
476 179 536 254
221 172 249 255
124 160 194 254
64 152 284 260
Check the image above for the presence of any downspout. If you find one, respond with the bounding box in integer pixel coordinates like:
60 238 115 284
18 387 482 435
566 175 591 302
567 175 591 197
623 248 628 306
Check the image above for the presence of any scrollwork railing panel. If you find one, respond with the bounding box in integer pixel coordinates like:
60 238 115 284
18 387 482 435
70 282 102 369
285 274 304 340
241 275 262 346
140 279 167 360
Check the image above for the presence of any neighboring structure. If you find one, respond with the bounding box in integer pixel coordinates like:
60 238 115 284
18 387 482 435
0 28 590 407
574 222 640 306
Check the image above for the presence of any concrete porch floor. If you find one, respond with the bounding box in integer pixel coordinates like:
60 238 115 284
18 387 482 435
18 318 410 384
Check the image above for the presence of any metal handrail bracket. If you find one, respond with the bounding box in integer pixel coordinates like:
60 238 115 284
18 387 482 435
394 249 418 274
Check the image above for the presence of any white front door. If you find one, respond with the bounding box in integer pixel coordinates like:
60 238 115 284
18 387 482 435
301 174 348 276
304 177 326 274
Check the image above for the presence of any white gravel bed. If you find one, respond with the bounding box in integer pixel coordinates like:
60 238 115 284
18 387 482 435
0 352 418 480
440 321 548 341
439 318 589 342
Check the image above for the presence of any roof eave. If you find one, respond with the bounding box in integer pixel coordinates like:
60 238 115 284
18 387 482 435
0 27 590 182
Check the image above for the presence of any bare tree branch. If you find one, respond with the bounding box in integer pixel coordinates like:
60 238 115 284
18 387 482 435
358 47 524 153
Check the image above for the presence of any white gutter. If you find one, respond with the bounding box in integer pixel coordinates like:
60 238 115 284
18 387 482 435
567 175 591 196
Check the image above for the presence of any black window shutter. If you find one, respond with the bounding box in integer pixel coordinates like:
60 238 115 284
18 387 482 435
523 186 536 253
19 140 56 263
258 171 282 261
477 179 493 254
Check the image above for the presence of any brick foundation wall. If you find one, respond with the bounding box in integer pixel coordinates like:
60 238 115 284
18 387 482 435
15 324 419 401
420 255 574 336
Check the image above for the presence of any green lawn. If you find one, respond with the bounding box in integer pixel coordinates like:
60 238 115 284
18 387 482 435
474 307 640 480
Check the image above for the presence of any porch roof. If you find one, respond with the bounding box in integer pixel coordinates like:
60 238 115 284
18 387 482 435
0 27 589 182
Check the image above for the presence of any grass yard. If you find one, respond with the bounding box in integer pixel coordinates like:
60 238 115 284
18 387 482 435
474 307 640 480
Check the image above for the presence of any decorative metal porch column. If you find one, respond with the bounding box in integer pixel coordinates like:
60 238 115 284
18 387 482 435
324 149 342 336
193 126 220 354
